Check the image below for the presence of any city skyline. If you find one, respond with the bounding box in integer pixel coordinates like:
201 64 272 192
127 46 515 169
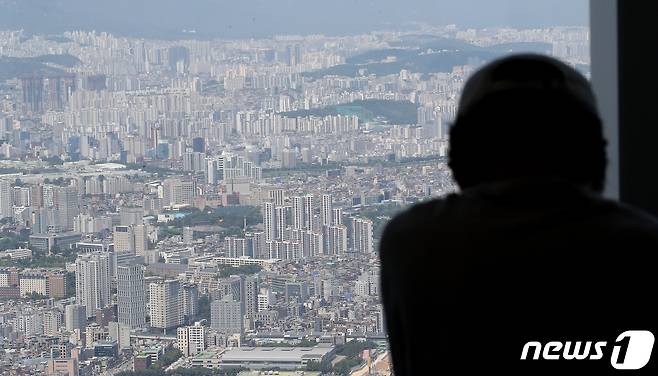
0 10 590 375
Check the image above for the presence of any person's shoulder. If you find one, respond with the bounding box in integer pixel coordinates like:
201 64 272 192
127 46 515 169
383 194 457 236
592 197 658 241
596 197 658 225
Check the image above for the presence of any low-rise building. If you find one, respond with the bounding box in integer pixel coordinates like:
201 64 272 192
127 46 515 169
19 273 48 297
47 358 79 376
190 346 335 370
0 248 32 260
177 322 207 357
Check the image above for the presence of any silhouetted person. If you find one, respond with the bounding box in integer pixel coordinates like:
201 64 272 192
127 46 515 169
380 55 658 375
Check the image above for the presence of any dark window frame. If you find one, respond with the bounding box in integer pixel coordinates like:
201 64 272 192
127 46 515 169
591 0 658 215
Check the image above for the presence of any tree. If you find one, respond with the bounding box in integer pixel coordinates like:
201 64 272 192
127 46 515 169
217 264 261 278
329 340 377 376
151 348 182 370
26 292 48 300
0 217 15 226
50 245 62 255
306 360 332 373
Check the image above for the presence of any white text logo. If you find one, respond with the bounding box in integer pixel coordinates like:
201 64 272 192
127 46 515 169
521 330 654 370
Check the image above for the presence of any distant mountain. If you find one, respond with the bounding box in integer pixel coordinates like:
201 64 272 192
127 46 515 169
308 50 496 78
307 38 552 78
0 0 587 39
0 54 80 80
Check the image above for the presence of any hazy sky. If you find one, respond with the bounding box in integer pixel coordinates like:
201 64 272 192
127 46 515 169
0 0 588 38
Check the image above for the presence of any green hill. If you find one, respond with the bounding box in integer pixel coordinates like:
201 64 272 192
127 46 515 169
306 36 553 79
0 54 80 81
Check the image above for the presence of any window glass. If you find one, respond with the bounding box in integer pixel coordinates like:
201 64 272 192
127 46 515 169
0 1 588 374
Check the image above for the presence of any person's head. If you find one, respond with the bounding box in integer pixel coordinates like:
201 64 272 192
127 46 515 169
449 54 607 192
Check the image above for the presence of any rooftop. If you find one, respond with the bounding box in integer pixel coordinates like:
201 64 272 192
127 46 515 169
221 346 334 362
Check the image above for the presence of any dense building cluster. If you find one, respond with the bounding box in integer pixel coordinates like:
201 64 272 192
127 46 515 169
0 23 588 375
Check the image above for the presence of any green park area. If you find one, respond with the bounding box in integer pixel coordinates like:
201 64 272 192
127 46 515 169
281 99 418 125
159 206 262 239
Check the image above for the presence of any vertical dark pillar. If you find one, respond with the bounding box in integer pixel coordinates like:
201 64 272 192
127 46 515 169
618 1 658 215
591 0 619 200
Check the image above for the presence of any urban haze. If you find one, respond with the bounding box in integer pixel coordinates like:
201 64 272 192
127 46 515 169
0 1 589 375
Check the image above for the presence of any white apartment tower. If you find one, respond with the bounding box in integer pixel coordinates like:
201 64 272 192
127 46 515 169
117 265 147 329
321 194 332 226
332 208 343 226
149 279 183 330
275 206 288 241
244 276 259 319
352 217 374 254
54 185 80 231
326 225 348 255
268 188 285 206
75 253 111 318
292 196 305 230
262 201 276 242
303 194 314 230
0 179 13 219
